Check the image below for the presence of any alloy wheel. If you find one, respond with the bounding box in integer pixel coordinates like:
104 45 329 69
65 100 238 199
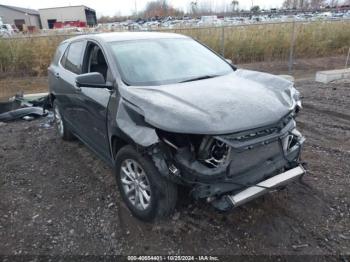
120 159 152 211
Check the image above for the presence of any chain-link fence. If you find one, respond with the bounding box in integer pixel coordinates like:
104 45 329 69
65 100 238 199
0 19 349 78
159 20 350 73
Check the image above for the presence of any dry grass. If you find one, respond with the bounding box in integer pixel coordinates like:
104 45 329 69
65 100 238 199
0 20 348 78
0 77 48 99
170 20 350 63
0 36 66 78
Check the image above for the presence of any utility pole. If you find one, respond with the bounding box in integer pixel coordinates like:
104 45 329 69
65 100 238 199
288 19 297 74
134 0 137 17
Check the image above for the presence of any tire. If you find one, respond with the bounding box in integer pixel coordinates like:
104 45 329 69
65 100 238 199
53 101 75 141
115 145 177 221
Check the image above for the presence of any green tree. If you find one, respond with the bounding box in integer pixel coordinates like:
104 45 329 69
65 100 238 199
250 5 260 12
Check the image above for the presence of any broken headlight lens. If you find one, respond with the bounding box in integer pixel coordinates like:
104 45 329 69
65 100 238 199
198 137 231 168
158 131 231 169
283 129 302 153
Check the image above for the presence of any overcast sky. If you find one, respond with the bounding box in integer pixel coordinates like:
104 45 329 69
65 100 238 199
1 0 285 16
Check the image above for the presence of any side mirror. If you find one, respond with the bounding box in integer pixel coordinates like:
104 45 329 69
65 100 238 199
76 72 113 89
225 58 233 64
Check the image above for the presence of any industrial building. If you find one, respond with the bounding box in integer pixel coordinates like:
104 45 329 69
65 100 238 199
39 6 97 29
0 4 41 31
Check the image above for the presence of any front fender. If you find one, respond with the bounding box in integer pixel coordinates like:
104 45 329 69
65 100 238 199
116 99 159 147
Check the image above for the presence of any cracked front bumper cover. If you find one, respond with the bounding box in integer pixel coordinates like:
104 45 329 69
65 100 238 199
211 165 306 211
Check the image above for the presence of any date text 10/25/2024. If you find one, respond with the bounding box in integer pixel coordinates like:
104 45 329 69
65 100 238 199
127 256 220 261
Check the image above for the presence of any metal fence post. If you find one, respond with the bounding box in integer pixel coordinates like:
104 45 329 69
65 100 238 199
288 20 296 74
221 26 225 57
345 47 350 68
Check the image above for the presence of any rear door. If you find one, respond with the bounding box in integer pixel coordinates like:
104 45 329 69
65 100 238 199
56 40 87 133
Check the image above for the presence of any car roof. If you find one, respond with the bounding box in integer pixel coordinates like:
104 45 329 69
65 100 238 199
64 32 189 44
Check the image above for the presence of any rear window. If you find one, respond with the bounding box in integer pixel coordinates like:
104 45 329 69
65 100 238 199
61 41 86 74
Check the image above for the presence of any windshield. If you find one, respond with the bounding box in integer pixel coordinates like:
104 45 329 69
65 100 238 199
109 38 233 86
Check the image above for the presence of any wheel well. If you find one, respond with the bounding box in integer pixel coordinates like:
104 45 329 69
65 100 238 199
111 136 128 159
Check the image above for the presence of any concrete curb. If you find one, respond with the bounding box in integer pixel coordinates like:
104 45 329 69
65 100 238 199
315 68 350 84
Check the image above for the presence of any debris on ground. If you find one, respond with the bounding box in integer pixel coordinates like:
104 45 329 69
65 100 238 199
292 244 309 249
0 93 49 122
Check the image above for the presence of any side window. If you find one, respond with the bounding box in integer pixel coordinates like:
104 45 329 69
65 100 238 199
52 42 68 65
62 41 85 74
83 43 109 81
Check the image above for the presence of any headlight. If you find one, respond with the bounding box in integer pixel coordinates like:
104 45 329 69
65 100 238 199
291 88 302 112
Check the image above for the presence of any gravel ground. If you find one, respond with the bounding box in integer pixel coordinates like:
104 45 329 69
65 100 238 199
0 79 349 258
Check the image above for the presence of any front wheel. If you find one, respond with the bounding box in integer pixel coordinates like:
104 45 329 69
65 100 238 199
115 145 177 221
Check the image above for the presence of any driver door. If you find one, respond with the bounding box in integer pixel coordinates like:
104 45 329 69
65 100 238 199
74 41 113 162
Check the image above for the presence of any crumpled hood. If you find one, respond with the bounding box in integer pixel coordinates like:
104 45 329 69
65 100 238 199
118 69 298 134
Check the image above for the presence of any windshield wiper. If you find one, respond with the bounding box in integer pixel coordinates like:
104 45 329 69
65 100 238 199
179 75 219 83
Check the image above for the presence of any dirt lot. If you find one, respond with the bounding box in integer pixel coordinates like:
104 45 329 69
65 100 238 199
0 78 349 258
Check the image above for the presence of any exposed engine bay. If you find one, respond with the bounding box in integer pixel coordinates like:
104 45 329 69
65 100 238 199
150 113 305 210
158 131 232 169
197 137 231 168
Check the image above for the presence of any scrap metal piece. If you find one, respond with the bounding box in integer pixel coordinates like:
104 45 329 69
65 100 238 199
0 93 50 122
0 99 21 114
0 107 47 122
23 116 35 121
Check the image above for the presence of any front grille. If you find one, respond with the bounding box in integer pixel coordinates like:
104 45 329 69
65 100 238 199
220 114 294 144
223 127 279 142
228 140 281 177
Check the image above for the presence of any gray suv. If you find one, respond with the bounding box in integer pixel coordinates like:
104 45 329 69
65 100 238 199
48 32 305 221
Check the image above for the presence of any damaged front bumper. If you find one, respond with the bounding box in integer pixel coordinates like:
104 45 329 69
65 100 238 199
153 117 306 210
211 165 305 211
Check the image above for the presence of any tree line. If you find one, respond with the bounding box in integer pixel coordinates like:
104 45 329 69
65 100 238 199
282 0 350 9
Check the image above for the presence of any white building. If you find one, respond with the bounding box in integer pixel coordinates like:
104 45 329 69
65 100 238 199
0 4 41 31
39 5 97 29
